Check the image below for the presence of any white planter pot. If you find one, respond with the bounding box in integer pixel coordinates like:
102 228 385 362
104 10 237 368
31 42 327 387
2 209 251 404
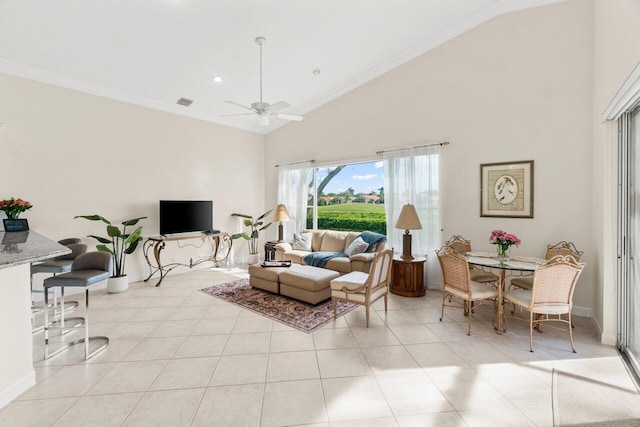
107 275 129 294
246 254 260 265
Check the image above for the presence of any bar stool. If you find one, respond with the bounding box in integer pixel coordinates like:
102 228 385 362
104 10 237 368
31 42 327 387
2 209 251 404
30 242 87 332
43 251 111 360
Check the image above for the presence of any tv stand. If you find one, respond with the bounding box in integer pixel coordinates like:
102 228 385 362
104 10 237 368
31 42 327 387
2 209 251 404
142 232 232 286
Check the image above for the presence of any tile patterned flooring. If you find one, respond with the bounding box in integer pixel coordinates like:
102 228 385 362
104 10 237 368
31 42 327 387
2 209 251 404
0 267 630 426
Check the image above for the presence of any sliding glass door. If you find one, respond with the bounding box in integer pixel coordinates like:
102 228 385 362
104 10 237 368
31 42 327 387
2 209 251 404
619 105 640 378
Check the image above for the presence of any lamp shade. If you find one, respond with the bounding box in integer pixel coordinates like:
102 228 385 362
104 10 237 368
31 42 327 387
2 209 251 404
395 204 422 230
273 204 291 222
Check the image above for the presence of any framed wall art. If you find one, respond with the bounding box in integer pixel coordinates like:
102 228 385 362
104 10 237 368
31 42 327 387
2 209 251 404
480 160 534 218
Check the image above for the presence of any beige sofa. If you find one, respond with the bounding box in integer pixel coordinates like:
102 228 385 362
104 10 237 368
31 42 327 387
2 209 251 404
274 229 386 274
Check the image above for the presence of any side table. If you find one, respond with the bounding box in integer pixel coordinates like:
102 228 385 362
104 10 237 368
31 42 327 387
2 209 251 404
390 256 426 297
264 241 278 261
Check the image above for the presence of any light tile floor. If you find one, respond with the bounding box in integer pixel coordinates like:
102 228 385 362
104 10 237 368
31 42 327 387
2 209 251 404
0 267 633 426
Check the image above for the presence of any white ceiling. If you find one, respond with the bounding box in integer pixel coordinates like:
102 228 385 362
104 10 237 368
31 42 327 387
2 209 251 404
0 0 562 134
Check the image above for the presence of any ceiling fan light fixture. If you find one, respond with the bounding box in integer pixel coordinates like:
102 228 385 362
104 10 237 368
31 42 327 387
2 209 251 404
258 113 270 126
224 36 304 126
213 75 222 83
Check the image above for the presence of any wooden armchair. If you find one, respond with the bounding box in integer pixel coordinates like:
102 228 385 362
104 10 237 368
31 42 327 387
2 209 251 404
330 249 393 327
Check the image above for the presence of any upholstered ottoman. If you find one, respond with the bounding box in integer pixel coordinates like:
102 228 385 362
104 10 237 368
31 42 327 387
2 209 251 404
248 263 295 293
279 265 340 305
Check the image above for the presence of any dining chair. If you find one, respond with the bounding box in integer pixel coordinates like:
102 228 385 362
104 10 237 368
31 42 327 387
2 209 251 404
510 241 584 291
330 249 393 327
444 235 499 285
436 246 498 335
503 254 585 352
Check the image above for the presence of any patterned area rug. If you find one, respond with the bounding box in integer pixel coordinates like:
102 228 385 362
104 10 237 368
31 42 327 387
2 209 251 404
200 278 357 333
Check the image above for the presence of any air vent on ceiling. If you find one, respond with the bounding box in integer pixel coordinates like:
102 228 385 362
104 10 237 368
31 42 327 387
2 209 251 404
177 98 193 107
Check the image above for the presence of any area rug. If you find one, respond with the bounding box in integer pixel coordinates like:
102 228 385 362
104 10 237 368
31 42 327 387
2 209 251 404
200 278 357 333
552 367 640 426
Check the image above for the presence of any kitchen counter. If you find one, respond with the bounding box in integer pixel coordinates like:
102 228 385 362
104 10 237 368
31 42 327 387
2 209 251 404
0 231 70 269
0 230 71 408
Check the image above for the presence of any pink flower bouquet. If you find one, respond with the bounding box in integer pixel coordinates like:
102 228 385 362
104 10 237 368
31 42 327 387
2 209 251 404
490 229 521 260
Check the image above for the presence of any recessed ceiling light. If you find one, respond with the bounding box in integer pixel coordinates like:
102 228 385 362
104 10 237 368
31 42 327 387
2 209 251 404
312 69 321 76
213 75 223 83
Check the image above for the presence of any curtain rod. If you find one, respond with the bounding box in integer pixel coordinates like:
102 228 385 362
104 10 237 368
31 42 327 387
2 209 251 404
275 159 316 168
376 141 450 155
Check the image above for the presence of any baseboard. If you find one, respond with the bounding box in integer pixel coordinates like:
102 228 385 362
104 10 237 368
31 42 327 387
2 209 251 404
592 314 617 346
0 371 35 409
30 262 218 302
572 305 591 318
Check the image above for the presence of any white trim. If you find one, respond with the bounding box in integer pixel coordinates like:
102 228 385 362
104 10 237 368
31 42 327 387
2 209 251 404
0 371 35 409
0 1 564 136
572 305 591 318
0 60 266 135
603 61 640 121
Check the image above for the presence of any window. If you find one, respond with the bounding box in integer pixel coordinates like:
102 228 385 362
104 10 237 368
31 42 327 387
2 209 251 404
306 161 386 234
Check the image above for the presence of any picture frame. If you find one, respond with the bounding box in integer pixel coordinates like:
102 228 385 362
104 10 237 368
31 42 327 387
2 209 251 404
480 160 534 218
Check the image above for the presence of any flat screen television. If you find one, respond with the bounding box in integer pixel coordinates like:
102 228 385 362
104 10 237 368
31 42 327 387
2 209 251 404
159 200 213 235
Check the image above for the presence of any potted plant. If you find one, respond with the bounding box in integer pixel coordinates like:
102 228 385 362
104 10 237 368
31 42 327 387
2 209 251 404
231 210 272 264
75 214 147 293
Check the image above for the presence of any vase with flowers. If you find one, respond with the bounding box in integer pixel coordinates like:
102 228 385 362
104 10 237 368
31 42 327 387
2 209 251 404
490 229 521 261
0 197 33 232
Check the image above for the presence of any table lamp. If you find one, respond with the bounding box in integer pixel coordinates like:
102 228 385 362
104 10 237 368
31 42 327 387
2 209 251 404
273 204 291 243
395 204 422 259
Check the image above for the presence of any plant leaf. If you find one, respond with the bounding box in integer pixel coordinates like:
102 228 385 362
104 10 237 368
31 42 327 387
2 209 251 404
243 219 252 227
107 225 122 237
231 213 253 219
87 234 112 244
124 239 140 254
96 245 114 255
121 216 147 226
75 214 110 224
256 210 273 221
124 226 143 244
231 233 250 240
251 230 259 239
259 222 272 231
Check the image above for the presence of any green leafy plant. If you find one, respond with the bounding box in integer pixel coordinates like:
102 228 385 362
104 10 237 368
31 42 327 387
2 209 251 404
231 210 273 255
75 215 147 277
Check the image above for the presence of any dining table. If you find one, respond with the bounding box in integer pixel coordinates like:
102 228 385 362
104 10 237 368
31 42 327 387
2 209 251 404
465 252 545 334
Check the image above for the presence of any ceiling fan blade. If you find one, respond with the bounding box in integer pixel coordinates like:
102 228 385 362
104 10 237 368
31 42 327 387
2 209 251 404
272 113 304 122
258 113 270 126
221 113 257 117
268 101 290 112
225 100 255 112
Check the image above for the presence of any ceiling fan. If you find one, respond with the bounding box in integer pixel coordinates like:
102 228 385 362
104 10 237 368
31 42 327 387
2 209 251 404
223 37 304 127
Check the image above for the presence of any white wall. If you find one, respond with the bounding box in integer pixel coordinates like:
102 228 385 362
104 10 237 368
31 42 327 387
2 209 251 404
592 0 640 344
265 0 596 313
0 74 266 281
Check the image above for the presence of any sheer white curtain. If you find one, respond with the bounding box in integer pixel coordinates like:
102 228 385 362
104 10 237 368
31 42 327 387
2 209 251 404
277 164 311 241
383 146 440 258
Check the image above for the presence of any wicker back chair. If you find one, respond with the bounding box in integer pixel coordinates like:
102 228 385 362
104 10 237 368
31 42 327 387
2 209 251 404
503 255 585 352
436 246 498 335
329 249 393 327
545 241 583 261
444 235 498 285
511 241 583 291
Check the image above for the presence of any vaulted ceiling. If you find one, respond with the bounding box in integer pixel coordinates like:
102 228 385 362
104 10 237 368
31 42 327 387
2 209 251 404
0 0 562 134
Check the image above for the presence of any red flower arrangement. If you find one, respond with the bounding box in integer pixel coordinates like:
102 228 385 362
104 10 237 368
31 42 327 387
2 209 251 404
0 197 33 220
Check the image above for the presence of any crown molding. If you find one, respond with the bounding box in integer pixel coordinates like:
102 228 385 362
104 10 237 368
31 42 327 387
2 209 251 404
0 59 267 135
0 0 565 136
603 60 640 121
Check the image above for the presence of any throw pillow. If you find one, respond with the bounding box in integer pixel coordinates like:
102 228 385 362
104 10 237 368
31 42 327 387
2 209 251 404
292 233 313 251
345 237 369 257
